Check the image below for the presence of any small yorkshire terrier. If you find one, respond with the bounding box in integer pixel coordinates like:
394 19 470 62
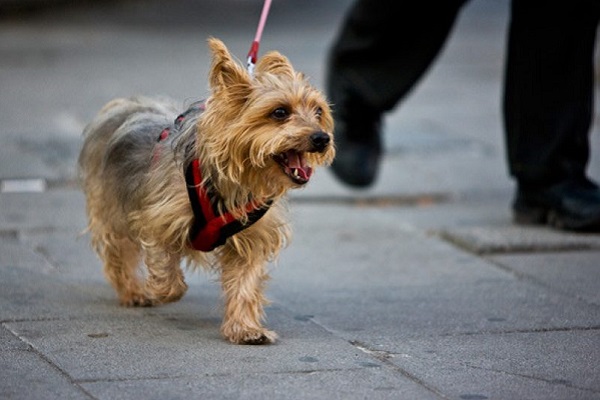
78 38 334 344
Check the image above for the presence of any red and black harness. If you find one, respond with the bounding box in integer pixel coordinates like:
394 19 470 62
156 103 271 252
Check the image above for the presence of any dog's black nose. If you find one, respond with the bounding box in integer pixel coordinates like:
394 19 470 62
309 131 331 152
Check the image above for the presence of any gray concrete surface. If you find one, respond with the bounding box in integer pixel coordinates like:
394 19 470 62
1 0 599 399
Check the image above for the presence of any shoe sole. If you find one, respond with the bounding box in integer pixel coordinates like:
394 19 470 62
514 206 600 232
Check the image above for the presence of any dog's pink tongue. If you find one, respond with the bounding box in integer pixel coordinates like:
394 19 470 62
286 150 312 181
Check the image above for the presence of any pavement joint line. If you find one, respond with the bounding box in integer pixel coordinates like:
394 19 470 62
0 229 19 240
350 340 600 395
484 255 600 307
0 315 88 324
31 243 61 270
74 373 195 385
436 230 600 256
459 361 600 395
1 226 82 238
349 340 449 400
290 193 452 207
352 335 599 396
73 367 363 385
46 177 79 190
439 325 600 337
1 316 68 324
2 322 97 399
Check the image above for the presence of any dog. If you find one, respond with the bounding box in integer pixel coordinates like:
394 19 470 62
78 38 335 344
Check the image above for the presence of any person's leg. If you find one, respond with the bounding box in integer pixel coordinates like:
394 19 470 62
327 0 466 187
504 0 600 230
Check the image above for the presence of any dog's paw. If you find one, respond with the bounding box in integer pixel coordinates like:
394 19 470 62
119 294 156 307
241 330 277 345
222 326 278 345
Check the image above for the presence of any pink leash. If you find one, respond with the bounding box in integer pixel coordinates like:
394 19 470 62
246 0 273 74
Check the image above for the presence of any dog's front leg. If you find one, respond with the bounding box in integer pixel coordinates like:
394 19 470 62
218 246 277 345
143 247 188 305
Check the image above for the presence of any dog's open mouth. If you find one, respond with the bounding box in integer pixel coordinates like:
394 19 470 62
273 150 313 185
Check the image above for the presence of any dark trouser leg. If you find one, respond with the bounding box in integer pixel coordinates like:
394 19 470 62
506 0 600 231
504 0 600 187
327 0 467 119
326 0 466 187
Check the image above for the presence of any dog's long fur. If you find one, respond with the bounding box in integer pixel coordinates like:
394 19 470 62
78 38 334 344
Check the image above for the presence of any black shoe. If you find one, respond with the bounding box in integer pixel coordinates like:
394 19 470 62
330 112 382 188
513 177 600 232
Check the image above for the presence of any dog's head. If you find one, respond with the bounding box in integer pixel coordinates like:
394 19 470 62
198 38 335 200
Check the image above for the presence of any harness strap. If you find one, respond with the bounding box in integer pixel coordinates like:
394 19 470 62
185 159 271 252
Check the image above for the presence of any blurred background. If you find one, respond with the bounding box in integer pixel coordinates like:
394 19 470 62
0 0 352 190
0 0 598 202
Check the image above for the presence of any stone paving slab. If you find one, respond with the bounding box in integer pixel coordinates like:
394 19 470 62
366 330 600 400
0 190 87 232
0 347 89 400
0 141 55 181
80 368 439 400
0 263 111 322
4 309 434 397
0 325 28 351
439 226 600 254
273 205 600 339
490 251 600 306
18 229 107 283
3 193 599 399
0 136 80 181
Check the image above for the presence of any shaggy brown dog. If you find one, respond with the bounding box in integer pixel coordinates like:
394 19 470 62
78 38 334 344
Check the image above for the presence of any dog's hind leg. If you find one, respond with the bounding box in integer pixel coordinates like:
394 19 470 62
101 236 150 307
142 247 188 305
218 248 278 345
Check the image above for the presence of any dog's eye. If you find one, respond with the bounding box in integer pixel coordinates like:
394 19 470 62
270 107 289 121
315 107 323 119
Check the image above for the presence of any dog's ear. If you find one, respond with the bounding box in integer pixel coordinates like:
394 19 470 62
207 37 251 91
256 51 295 77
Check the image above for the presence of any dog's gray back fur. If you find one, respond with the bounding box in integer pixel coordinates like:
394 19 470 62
79 96 188 213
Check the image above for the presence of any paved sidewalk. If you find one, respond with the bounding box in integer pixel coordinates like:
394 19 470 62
1 1 599 399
